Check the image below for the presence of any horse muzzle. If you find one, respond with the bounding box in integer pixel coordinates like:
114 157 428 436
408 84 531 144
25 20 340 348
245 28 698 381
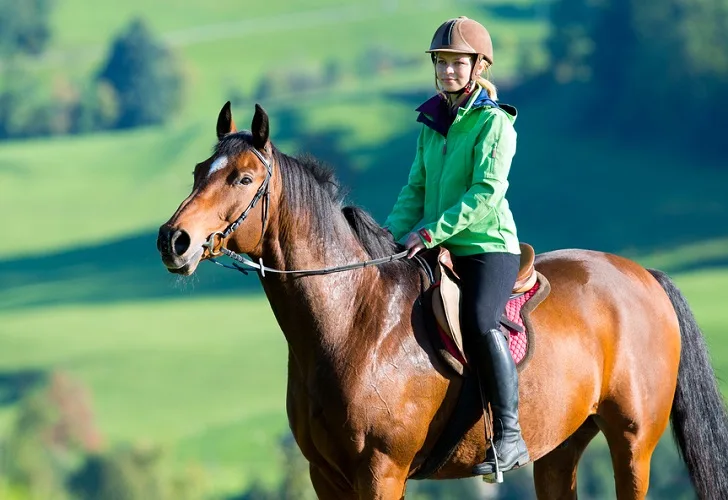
157 225 204 275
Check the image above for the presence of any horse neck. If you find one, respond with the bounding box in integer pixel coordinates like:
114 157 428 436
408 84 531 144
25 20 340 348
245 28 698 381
257 203 386 372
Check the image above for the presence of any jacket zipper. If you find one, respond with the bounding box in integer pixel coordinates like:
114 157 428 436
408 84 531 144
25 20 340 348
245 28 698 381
438 134 449 214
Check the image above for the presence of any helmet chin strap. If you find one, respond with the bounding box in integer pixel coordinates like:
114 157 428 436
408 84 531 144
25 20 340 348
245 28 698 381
445 85 470 97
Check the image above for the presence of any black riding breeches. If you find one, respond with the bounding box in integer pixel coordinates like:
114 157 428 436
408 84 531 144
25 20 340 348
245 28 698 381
453 252 520 347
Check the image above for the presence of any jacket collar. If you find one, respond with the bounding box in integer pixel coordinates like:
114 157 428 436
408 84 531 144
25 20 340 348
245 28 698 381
415 86 507 136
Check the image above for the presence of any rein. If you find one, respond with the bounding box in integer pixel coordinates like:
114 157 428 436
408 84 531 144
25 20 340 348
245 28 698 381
210 247 410 277
201 146 412 278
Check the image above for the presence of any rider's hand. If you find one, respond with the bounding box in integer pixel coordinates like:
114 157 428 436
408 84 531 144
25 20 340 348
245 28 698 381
404 232 426 259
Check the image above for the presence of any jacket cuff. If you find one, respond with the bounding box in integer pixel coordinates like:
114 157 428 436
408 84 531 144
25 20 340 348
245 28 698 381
418 227 435 249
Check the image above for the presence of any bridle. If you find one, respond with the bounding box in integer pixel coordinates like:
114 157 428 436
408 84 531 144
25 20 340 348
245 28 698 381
202 146 273 259
201 146 414 279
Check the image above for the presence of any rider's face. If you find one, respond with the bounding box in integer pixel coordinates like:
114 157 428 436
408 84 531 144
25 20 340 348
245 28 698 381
435 53 474 92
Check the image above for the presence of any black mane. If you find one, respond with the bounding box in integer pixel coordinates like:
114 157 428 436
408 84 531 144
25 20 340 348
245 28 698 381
216 133 420 279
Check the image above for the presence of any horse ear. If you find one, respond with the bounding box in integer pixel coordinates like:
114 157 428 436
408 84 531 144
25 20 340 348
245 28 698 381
216 101 237 141
251 103 270 150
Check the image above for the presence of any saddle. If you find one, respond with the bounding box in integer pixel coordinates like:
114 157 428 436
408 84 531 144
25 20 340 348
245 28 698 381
423 243 550 375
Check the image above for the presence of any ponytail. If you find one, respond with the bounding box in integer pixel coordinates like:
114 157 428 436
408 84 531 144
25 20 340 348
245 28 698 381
476 77 497 101
476 64 497 101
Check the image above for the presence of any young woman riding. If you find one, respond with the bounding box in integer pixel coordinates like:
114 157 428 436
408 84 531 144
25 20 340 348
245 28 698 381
384 16 529 477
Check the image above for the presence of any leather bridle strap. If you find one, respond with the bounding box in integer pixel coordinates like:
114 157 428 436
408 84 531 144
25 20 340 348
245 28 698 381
203 147 272 257
211 248 410 278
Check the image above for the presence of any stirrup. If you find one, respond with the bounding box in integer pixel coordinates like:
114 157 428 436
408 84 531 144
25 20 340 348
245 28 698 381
474 435 530 483
483 471 503 484
482 434 503 484
477 449 529 483
482 459 503 484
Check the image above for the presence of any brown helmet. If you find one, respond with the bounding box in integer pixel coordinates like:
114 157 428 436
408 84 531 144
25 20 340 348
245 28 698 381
427 16 494 70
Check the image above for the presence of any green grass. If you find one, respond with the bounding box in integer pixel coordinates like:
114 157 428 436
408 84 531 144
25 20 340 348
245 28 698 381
672 269 728 380
634 238 728 273
0 124 210 258
52 0 353 49
0 296 288 494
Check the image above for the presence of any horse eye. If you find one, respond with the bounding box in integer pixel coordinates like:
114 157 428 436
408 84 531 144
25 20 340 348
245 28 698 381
239 176 253 186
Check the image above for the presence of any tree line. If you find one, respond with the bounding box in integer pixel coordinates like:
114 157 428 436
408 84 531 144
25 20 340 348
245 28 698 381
0 1 182 139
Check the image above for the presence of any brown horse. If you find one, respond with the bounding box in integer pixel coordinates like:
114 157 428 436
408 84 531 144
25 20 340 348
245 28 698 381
157 103 728 499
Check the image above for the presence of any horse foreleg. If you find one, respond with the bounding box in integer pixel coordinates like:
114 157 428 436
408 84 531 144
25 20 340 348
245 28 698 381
310 463 357 500
533 418 600 500
355 451 409 500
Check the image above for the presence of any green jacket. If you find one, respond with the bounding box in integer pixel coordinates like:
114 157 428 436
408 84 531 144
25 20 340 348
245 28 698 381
384 86 520 256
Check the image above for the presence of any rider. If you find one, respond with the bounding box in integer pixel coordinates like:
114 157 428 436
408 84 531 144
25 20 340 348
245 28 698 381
384 16 529 477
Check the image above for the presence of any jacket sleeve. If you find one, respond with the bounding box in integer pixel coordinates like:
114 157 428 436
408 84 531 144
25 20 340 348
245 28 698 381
420 111 515 248
383 127 426 241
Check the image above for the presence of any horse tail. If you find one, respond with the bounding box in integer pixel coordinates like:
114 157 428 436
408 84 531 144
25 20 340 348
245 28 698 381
649 269 728 500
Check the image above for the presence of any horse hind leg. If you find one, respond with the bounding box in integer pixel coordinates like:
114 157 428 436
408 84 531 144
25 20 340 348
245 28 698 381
534 417 600 500
596 400 667 500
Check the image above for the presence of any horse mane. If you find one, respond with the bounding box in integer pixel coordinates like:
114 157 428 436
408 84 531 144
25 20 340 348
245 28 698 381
217 133 420 280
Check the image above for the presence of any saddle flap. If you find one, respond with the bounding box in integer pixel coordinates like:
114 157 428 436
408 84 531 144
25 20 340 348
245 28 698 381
436 247 459 281
438 264 464 355
514 243 536 292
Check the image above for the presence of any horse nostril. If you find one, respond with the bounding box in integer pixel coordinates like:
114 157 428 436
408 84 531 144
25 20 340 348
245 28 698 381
171 229 191 256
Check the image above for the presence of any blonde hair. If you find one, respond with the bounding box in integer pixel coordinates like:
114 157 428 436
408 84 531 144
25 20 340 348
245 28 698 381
477 64 498 101
434 60 498 101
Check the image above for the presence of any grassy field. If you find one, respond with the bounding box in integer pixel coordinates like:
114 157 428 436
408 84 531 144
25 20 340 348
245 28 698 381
0 296 289 492
668 269 728 377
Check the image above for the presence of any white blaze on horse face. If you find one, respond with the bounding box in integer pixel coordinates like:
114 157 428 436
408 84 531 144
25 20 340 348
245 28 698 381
207 155 229 178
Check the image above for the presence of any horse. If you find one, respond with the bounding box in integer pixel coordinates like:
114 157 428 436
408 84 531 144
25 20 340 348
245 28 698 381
157 102 728 499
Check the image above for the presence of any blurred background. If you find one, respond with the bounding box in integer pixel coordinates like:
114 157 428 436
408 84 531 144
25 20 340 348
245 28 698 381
0 0 726 498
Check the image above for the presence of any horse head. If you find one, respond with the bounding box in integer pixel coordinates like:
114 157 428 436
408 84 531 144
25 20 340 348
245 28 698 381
157 102 275 275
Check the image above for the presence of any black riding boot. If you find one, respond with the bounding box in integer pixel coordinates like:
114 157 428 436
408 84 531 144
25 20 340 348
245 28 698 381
471 328 530 478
